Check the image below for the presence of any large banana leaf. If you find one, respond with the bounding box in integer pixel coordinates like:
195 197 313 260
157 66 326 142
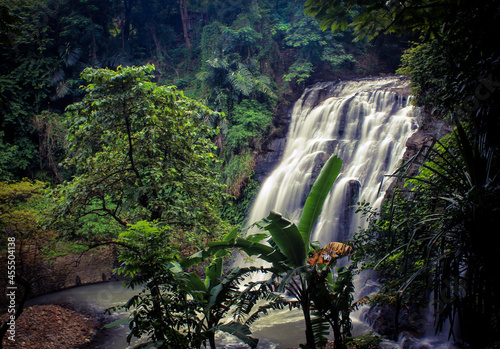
185 272 207 298
205 257 223 289
256 210 306 268
207 238 290 273
298 154 343 246
179 238 284 271
178 228 240 270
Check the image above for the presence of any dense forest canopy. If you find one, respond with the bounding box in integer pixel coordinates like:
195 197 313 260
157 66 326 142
0 0 400 185
1 0 499 348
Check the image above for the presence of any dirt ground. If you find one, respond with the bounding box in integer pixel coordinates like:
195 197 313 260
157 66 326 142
1 304 97 349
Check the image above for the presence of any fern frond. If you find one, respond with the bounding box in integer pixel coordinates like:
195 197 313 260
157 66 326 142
254 75 277 99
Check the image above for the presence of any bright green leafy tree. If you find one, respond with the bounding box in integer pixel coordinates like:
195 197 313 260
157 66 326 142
51 64 245 347
227 99 273 152
107 221 262 348
281 8 355 84
51 64 227 247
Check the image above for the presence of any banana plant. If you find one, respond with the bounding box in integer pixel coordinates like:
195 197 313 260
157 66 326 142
251 155 346 348
183 257 261 349
186 154 355 348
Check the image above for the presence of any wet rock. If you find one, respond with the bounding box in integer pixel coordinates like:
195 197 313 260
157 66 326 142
339 179 360 241
365 304 428 340
254 138 287 184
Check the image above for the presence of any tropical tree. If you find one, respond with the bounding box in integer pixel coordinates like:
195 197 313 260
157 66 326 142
0 0 118 181
107 221 263 349
179 253 262 349
281 8 355 85
51 64 226 247
0 0 58 180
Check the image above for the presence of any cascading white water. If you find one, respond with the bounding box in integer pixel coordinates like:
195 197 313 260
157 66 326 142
246 77 417 246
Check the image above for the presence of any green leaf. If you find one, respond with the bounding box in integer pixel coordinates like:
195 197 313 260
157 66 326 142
257 211 306 268
222 227 239 241
298 154 342 246
102 317 131 329
207 239 289 273
205 258 223 289
207 283 223 311
218 321 259 349
186 272 207 295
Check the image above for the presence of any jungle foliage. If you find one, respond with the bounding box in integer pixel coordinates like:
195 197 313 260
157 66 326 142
0 0 383 194
0 2 402 261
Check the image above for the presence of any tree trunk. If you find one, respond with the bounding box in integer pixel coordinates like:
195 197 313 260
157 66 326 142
303 304 316 349
208 331 216 349
332 316 346 349
179 0 191 50
122 0 132 52
300 281 316 349
148 280 166 342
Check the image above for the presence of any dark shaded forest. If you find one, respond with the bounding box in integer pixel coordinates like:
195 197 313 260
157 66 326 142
1 0 499 348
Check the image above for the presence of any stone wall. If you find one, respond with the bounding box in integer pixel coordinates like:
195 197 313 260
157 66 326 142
0 245 120 307
35 245 121 295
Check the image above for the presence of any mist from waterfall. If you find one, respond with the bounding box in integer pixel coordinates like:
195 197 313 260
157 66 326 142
246 77 418 246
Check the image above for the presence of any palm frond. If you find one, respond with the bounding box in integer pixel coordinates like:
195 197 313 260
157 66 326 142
207 56 230 70
228 65 255 96
217 321 259 349
254 75 277 99
244 296 300 327
311 311 330 348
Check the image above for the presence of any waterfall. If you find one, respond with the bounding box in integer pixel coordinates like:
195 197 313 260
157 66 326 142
246 77 417 246
229 77 419 348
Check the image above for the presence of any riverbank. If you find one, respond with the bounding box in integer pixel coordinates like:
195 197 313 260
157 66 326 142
1 301 340 349
1 304 100 348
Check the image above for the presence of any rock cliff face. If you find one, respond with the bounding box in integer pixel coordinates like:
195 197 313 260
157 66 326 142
383 113 453 201
33 246 121 295
253 137 288 184
402 115 452 170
